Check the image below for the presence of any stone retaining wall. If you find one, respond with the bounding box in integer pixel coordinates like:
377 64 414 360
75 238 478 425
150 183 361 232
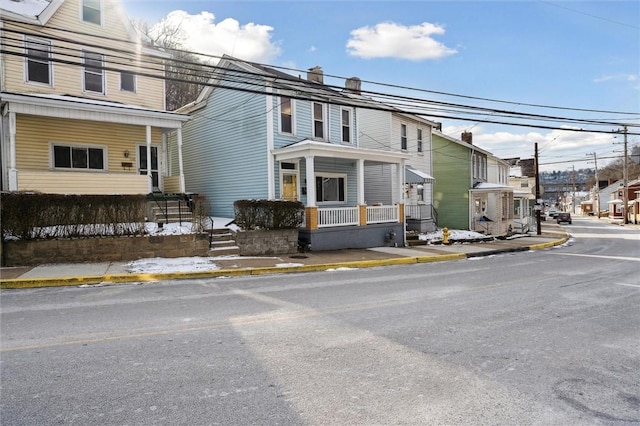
2 233 210 266
234 229 298 256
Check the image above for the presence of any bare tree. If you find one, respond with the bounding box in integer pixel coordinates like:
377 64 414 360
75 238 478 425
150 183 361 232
137 20 211 111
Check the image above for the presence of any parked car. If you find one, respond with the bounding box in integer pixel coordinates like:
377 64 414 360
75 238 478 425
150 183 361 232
539 211 547 221
548 209 560 218
557 212 572 224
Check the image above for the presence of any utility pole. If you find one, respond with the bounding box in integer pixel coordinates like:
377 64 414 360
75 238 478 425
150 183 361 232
587 152 599 217
623 125 629 224
535 143 541 235
571 165 576 214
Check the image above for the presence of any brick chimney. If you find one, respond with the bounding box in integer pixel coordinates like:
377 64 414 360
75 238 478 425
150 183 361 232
344 77 361 94
461 131 473 144
307 66 323 84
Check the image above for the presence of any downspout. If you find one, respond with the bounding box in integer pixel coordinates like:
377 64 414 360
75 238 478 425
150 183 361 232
266 81 275 199
146 125 152 193
177 128 185 193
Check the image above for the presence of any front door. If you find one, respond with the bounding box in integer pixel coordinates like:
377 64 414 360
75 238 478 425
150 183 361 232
282 173 298 201
138 145 159 191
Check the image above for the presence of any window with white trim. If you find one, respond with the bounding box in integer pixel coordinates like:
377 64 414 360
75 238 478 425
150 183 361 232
82 0 102 25
417 128 423 153
401 124 407 150
313 102 325 139
316 173 346 203
53 144 105 170
280 96 293 134
83 50 104 94
25 37 51 85
120 71 135 92
341 108 352 143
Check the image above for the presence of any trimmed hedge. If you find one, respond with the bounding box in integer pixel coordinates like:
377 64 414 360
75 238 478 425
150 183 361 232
233 199 304 230
1 192 147 240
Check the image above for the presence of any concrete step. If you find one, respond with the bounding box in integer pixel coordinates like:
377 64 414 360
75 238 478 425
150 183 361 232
209 245 240 256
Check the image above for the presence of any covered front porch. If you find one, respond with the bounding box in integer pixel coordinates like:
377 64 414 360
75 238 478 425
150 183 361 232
470 183 515 237
0 93 189 195
272 140 409 250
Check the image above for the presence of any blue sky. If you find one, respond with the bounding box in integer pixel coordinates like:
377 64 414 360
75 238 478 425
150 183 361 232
121 0 640 172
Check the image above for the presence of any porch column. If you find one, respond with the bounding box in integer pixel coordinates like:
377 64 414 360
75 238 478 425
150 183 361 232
395 159 405 204
357 158 365 205
146 125 152 193
305 155 316 207
8 112 18 190
176 128 185 193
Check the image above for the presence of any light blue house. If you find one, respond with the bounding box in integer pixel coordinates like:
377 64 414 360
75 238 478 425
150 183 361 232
176 56 414 250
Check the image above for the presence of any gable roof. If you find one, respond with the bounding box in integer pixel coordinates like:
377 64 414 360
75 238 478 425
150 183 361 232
0 0 63 24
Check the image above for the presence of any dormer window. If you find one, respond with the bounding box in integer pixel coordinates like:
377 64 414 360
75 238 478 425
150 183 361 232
82 0 102 25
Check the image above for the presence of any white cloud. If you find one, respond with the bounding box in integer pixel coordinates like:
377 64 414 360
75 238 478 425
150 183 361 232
346 22 457 61
151 10 281 63
594 73 639 83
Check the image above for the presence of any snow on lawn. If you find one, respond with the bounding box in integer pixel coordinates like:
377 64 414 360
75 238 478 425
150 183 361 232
127 256 220 273
418 229 491 243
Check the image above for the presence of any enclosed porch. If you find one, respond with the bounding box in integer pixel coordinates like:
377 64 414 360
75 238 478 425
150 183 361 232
470 183 515 237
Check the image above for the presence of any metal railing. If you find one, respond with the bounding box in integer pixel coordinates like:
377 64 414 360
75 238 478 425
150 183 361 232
405 204 436 221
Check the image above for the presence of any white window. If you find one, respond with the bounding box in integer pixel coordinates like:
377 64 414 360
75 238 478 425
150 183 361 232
313 102 325 139
82 0 102 25
401 124 407 150
316 173 346 203
120 70 136 92
25 37 51 85
417 128 423 153
279 96 293 134
83 50 104 94
341 108 352 143
53 144 105 170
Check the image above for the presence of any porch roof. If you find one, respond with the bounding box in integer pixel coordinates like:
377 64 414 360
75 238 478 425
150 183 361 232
405 166 435 183
0 92 189 129
471 182 514 192
272 139 410 163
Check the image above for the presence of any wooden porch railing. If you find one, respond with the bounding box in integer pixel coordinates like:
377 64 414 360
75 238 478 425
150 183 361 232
317 207 359 228
366 205 398 224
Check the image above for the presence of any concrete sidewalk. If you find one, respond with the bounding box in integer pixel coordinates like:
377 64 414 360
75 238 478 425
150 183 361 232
0 227 569 289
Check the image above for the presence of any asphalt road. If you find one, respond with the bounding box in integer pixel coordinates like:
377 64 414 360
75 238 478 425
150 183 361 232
1 216 639 425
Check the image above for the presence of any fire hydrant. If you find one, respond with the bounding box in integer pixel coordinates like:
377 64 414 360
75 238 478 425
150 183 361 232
442 227 450 245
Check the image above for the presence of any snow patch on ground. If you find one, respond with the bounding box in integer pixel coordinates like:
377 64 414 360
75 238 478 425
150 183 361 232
127 257 220 273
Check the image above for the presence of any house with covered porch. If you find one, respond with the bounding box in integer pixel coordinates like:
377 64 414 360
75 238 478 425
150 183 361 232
176 56 413 250
432 130 514 236
0 0 188 196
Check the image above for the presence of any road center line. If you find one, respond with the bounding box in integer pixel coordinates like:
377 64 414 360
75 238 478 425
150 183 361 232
555 253 640 262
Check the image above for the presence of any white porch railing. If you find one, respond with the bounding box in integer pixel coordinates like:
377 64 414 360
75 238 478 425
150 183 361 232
318 206 359 228
366 205 398 224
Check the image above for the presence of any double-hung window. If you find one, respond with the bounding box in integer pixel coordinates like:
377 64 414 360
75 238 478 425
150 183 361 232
316 174 346 203
83 50 104 94
53 144 105 170
401 124 407 150
417 128 423 153
280 96 293 134
82 0 102 25
25 37 52 85
120 70 135 92
341 108 352 143
313 102 325 139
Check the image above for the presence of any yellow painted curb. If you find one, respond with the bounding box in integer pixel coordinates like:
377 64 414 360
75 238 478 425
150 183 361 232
416 253 467 263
